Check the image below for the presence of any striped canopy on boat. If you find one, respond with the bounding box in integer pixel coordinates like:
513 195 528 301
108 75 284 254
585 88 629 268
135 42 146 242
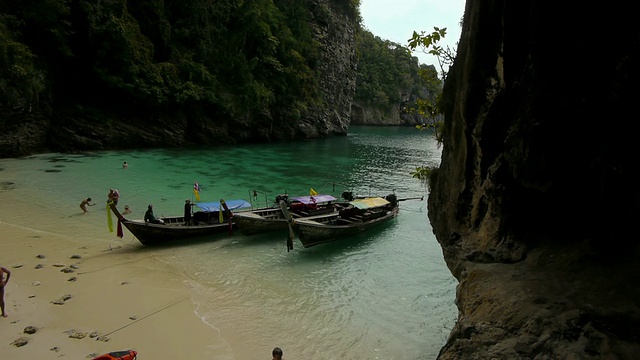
291 194 336 204
350 197 390 209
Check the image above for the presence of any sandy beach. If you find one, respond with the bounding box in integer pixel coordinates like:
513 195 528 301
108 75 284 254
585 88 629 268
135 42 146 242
0 218 225 360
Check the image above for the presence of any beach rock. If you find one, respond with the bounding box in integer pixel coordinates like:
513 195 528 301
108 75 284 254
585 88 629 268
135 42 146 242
28 295 35 298
61 294 72 301
31 281 41 286
52 300 65 305
34 264 43 269
24 326 37 334
129 315 137 320
12 264 23 268
96 335 110 342
121 281 129 285
36 254 45 259
89 331 99 338
70 264 79 269
70 255 82 259
69 331 87 339
50 346 60 352
61 267 74 273
88 353 99 358
53 263 65 267
64 328 87 339
11 337 29 347
68 277 77 282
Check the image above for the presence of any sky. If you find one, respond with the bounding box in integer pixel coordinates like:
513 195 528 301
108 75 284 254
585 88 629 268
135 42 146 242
359 0 466 68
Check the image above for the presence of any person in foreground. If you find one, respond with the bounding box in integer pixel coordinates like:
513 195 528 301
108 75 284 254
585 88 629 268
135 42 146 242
79 197 95 213
144 205 164 224
1 265 11 318
272 347 284 360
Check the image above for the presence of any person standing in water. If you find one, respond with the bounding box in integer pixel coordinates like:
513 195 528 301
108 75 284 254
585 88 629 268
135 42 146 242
79 198 95 213
123 161 128 168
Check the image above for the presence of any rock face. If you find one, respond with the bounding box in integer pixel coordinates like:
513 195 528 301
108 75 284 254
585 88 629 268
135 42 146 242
350 100 427 126
294 0 357 138
429 1 640 359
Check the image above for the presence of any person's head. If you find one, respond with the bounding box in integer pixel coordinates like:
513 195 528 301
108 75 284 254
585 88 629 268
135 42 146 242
124 205 129 210
148 205 153 210
272 347 283 360
185 199 190 203
87 198 92 201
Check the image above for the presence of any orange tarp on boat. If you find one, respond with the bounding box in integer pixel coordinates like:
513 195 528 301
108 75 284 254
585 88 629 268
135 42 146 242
92 350 137 360
350 197 390 209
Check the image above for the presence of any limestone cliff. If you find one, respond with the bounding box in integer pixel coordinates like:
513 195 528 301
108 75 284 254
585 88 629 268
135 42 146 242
429 1 640 358
294 0 357 138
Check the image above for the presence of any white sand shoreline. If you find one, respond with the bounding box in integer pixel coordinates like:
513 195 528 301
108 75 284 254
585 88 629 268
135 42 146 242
0 220 227 360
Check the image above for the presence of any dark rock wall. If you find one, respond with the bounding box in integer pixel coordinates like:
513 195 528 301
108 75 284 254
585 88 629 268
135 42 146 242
295 0 357 137
350 99 427 126
429 1 640 358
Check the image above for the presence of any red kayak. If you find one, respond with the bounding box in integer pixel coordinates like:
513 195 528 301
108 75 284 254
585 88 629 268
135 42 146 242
92 350 137 360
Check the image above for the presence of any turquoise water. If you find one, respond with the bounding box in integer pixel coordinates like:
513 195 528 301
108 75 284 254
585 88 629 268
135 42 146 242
0 126 456 359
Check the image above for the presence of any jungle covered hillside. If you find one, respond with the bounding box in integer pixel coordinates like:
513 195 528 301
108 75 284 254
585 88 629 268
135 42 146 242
0 0 361 156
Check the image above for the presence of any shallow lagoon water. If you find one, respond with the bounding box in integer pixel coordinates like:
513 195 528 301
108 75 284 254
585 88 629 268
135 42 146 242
0 126 456 359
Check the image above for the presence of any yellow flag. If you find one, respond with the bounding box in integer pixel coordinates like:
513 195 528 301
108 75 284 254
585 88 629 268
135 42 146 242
310 188 318 195
106 204 114 233
219 199 225 223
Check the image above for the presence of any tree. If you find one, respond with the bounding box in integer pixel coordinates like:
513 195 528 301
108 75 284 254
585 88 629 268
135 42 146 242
407 27 457 184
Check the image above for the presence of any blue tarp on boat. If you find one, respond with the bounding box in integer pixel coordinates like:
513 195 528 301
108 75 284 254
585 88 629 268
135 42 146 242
291 194 336 204
195 199 252 212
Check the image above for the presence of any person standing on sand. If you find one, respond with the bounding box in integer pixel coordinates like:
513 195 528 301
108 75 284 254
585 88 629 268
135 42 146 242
1 265 11 318
79 197 95 213
272 347 284 360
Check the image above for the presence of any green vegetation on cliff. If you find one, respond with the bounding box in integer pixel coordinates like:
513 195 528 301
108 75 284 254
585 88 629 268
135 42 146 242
354 29 441 121
0 0 361 136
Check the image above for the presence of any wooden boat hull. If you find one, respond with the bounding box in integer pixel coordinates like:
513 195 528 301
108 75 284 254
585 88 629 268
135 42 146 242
232 208 289 235
294 207 399 248
233 194 340 236
120 218 233 245
109 202 236 245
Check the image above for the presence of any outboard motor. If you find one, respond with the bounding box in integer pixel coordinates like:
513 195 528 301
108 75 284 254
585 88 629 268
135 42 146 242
341 191 354 201
385 194 398 207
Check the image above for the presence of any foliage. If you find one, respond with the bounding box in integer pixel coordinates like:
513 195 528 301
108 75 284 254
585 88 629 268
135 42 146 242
354 29 440 116
0 0 327 132
0 17 45 113
407 26 458 141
